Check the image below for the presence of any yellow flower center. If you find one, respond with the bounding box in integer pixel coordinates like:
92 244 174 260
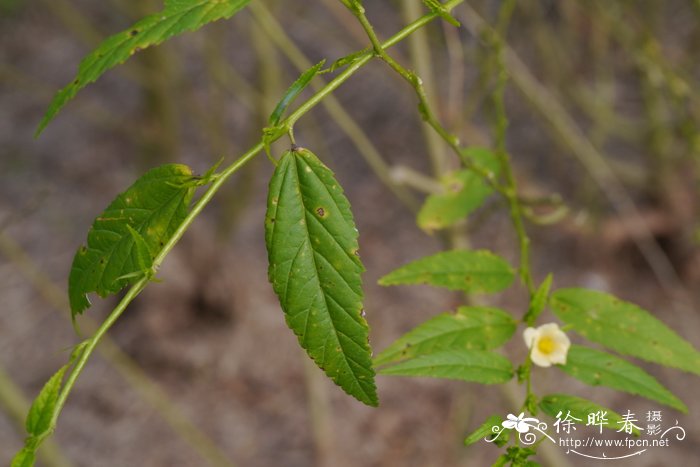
537 336 556 355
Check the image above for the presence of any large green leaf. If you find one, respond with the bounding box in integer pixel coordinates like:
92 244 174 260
69 164 196 317
559 345 686 412
265 148 377 406
378 250 515 293
378 350 513 384
37 0 251 134
550 288 700 376
539 394 639 435
417 147 499 232
373 306 516 367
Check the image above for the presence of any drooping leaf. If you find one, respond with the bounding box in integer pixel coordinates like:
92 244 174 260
523 273 552 326
25 364 69 436
550 288 700 376
417 147 499 232
559 345 686 412
69 164 196 317
374 306 516 367
265 148 377 406
10 448 35 467
37 0 251 135
378 350 513 384
539 394 639 435
378 250 515 293
268 60 326 126
464 414 504 446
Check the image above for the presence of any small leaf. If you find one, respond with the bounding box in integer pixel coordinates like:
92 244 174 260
422 0 460 27
269 60 326 126
551 288 700 376
523 273 553 326
37 0 251 135
539 394 639 435
10 447 36 467
464 414 503 445
378 350 514 384
378 250 515 293
559 345 687 412
329 48 370 72
125 224 154 273
417 147 499 232
26 364 69 436
373 306 516 367
69 164 196 317
265 148 377 406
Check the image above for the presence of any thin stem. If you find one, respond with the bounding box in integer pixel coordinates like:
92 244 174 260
44 277 148 444
0 365 74 467
344 0 537 293
0 231 234 466
248 0 419 210
402 0 448 176
459 2 689 303
489 0 535 294
28 3 465 458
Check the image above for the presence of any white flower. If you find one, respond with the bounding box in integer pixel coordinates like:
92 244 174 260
523 323 570 367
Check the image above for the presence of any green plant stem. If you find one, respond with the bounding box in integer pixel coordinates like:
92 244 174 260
346 0 535 292
489 0 535 294
402 0 449 176
459 3 687 301
0 231 235 467
346 2 460 151
248 1 419 210
28 2 466 458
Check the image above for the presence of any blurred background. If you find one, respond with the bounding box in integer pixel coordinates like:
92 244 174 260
1 0 699 465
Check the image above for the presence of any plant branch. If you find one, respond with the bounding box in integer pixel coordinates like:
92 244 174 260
24 2 467 459
458 3 688 303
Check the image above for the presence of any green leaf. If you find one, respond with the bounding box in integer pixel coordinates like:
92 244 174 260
523 273 552 326
417 147 499 232
269 60 326 126
265 148 377 406
550 288 700 376
422 0 460 27
10 448 35 467
378 250 515 293
37 0 251 135
374 306 516 367
464 414 503 445
539 394 639 435
329 48 370 72
378 350 514 384
25 364 69 436
559 345 687 412
125 224 154 273
69 164 196 317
